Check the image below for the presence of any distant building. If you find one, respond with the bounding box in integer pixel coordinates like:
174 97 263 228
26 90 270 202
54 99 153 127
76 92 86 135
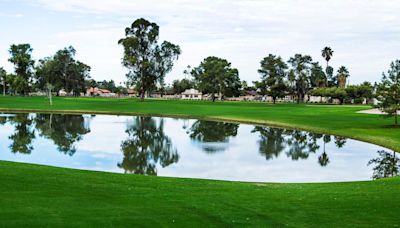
127 89 137 97
181 89 202 100
86 87 114 97
59 89 68 96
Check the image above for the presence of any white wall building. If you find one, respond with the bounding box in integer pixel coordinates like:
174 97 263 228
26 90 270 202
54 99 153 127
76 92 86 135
181 89 202 100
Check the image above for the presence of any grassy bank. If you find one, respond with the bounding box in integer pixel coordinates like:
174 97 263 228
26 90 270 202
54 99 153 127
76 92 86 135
0 96 400 226
1 161 399 227
0 96 399 151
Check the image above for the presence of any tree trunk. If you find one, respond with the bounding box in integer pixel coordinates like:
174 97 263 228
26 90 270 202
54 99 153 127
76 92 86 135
140 87 145 101
3 81 5 96
212 93 216 102
273 97 276 104
395 112 398 126
49 88 53 106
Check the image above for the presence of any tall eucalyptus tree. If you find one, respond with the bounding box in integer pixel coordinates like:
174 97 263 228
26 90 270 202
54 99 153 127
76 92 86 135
118 18 181 100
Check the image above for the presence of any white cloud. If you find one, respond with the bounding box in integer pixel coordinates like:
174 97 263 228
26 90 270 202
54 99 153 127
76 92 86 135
2 0 400 84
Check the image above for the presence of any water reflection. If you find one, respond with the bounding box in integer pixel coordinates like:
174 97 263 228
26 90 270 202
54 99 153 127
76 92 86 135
368 150 400 179
0 112 395 182
7 114 36 154
251 127 286 160
251 127 347 167
35 114 91 156
188 120 239 153
119 117 179 175
318 135 332 167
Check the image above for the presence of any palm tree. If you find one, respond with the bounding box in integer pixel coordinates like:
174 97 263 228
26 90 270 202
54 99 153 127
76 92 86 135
321 47 334 69
318 135 331 167
336 66 350 88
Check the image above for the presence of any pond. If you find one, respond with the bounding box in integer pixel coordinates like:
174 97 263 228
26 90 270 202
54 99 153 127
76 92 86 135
0 113 398 183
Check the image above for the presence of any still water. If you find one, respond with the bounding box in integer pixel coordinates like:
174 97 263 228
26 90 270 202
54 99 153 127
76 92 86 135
0 113 397 183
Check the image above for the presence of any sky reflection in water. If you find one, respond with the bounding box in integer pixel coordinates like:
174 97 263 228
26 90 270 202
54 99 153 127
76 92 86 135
0 113 397 183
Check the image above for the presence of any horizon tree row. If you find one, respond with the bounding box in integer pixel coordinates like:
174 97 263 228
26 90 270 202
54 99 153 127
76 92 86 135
0 44 91 97
0 17 398 124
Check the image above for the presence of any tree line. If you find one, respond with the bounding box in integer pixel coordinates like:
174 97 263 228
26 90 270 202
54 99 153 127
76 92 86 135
0 17 398 125
118 18 398 124
0 44 91 97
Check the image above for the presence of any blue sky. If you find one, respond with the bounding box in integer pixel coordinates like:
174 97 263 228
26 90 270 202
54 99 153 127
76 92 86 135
1 0 400 85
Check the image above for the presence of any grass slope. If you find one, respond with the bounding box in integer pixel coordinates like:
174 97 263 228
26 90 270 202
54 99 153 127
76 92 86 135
0 96 399 151
0 96 400 226
1 161 399 227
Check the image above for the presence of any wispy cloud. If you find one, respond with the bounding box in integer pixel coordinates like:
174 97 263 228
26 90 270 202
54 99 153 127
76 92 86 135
1 0 400 84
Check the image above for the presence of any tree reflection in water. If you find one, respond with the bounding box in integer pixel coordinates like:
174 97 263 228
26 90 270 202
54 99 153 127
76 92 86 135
252 127 347 167
119 117 179 175
251 127 286 160
188 120 239 153
7 114 36 154
1 113 91 155
35 114 91 156
318 135 331 167
368 150 400 179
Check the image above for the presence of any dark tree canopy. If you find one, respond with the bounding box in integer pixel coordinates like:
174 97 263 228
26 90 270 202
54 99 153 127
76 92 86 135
35 46 91 95
118 18 181 100
191 56 241 101
310 62 327 88
172 78 194 94
287 54 313 103
8 44 35 95
376 60 400 125
0 67 6 96
321 47 334 68
257 54 288 103
336 66 350 88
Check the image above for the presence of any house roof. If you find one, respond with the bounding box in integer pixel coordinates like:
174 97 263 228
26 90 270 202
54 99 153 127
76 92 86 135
246 90 257 96
87 87 111 93
182 89 202 95
98 89 111 93
127 89 137 94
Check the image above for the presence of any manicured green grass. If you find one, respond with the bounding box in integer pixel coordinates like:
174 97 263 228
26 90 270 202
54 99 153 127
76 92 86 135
1 161 399 227
0 96 399 227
